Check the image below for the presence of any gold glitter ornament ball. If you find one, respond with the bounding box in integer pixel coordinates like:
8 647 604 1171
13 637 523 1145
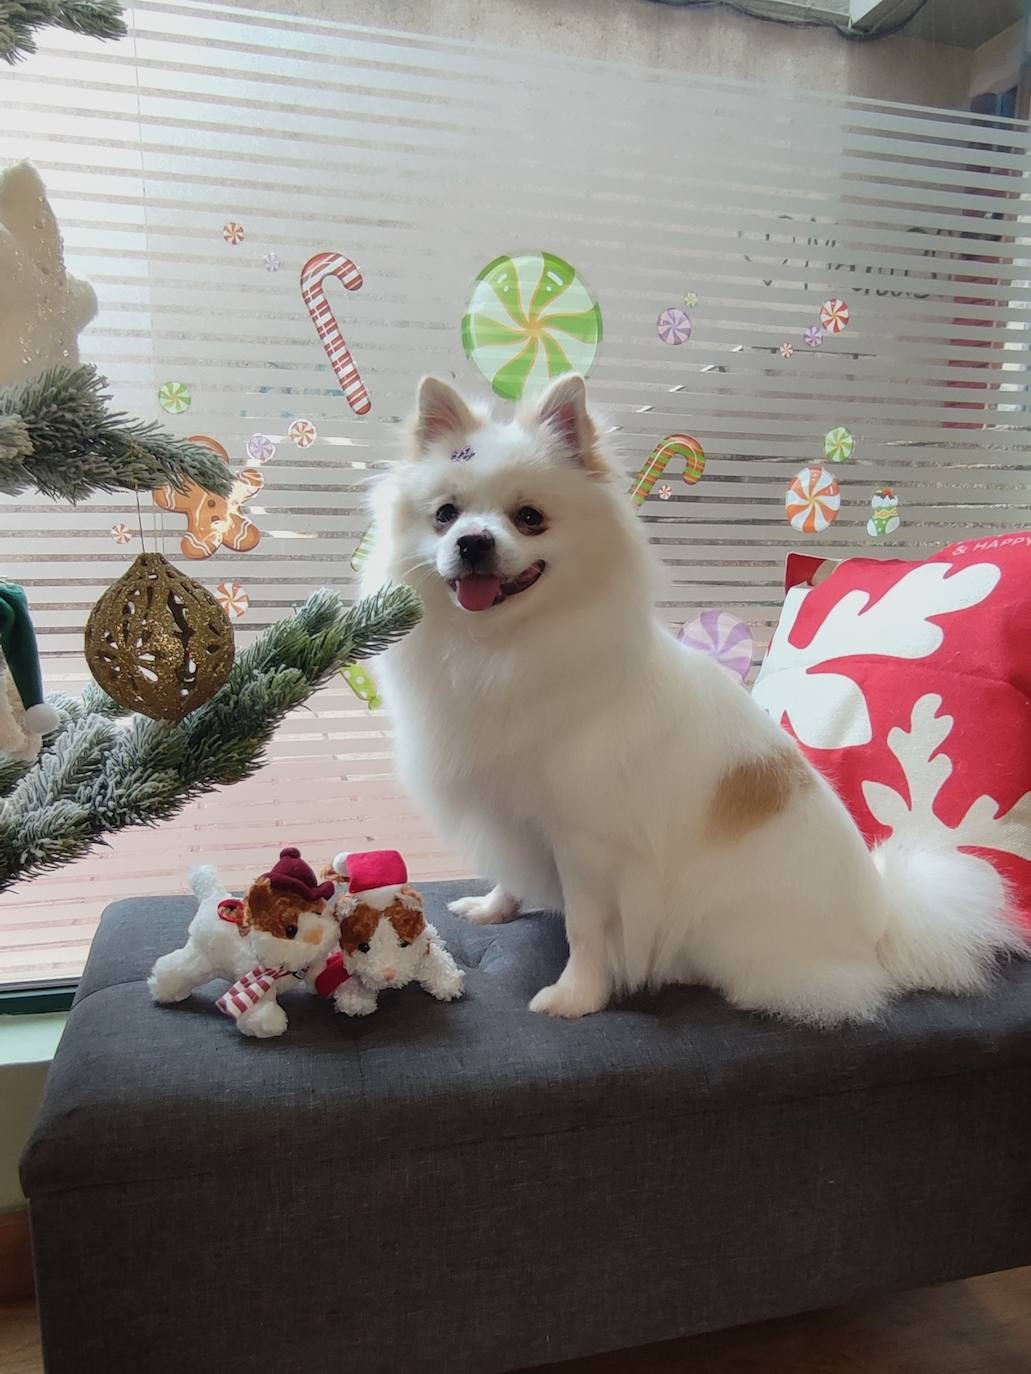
85 553 235 721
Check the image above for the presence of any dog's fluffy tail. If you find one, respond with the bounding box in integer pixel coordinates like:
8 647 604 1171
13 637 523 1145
189 864 225 902
873 838 1028 994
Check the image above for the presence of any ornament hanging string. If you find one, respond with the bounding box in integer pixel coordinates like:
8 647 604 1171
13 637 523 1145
134 488 147 553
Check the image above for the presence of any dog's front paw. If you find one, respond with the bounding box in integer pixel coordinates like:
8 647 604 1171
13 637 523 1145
239 1000 288 1038
529 980 607 1019
334 983 378 1017
431 968 465 1002
147 972 189 1004
448 889 519 926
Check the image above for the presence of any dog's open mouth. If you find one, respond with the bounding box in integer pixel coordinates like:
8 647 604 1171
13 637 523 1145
449 561 546 613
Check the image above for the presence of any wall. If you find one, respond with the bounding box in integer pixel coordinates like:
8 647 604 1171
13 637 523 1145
0 1016 66 1211
216 0 975 106
970 19 1025 96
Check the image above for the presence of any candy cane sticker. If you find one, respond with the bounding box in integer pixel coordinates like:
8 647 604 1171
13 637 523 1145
300 252 371 416
350 524 375 573
628 433 705 507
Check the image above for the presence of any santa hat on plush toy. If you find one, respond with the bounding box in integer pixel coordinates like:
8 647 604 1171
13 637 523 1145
332 849 408 909
264 847 335 903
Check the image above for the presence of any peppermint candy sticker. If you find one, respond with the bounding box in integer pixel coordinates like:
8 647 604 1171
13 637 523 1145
223 222 245 245
786 465 841 534
819 299 849 333
216 582 249 618
158 381 191 414
677 610 754 684
804 326 824 349
110 523 133 544
824 427 855 463
247 433 276 463
289 419 317 448
462 251 602 401
657 306 692 345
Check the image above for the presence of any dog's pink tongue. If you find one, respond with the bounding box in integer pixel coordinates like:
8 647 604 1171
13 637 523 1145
455 576 501 612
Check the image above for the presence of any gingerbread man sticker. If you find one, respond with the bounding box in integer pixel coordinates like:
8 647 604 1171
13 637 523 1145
154 435 263 560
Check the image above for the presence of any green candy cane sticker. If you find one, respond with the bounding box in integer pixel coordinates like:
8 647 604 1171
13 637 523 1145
461 251 603 401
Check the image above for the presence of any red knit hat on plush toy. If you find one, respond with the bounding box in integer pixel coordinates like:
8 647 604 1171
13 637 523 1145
265 846 335 903
332 849 408 908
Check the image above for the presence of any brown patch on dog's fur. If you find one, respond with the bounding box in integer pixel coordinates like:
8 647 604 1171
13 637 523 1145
243 875 325 938
339 901 381 954
388 898 426 945
338 894 427 952
707 749 813 841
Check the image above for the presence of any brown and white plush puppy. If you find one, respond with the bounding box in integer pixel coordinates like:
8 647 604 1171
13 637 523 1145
148 848 340 1038
320 849 465 1017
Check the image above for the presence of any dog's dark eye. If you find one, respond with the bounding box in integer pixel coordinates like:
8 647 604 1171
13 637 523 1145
514 505 545 533
284 924 297 939
399 940 410 949
358 941 371 953
435 503 460 526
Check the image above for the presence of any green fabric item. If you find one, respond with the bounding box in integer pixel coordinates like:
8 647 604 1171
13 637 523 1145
0 582 45 711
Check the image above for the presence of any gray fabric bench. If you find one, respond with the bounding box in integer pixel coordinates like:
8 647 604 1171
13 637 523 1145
22 882 1031 1374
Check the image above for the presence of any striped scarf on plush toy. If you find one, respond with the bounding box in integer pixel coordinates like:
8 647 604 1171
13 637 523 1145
215 965 291 1020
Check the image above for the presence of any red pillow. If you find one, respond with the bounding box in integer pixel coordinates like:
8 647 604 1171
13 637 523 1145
753 533 1031 929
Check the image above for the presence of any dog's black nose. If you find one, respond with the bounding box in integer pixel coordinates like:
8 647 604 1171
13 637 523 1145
456 531 495 566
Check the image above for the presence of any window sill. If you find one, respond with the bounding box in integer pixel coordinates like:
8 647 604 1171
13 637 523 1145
0 985 76 1016
0 1012 68 1067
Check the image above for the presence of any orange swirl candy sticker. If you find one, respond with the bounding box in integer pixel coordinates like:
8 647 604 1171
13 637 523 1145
785 464 841 534
628 433 705 507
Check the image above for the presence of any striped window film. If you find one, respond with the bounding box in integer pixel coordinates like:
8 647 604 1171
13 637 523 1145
1 2 1029 983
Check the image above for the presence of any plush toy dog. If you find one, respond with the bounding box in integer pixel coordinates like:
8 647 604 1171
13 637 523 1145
309 849 465 1017
148 847 340 1038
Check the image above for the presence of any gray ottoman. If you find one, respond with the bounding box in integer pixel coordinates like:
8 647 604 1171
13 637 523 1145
22 883 1031 1374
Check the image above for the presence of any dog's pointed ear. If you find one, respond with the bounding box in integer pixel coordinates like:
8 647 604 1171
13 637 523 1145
413 377 479 454
532 374 607 477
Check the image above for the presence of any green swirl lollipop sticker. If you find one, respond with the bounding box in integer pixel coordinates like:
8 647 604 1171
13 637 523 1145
824 426 855 462
461 251 603 401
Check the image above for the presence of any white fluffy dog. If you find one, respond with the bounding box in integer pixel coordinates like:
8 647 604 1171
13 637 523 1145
362 373 1027 1024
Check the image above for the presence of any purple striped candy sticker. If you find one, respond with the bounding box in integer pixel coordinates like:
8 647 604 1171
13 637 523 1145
676 610 754 683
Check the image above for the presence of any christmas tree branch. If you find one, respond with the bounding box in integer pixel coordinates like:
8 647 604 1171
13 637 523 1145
0 585 422 890
0 365 233 500
0 685 126 800
1 1 126 65
0 756 29 798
